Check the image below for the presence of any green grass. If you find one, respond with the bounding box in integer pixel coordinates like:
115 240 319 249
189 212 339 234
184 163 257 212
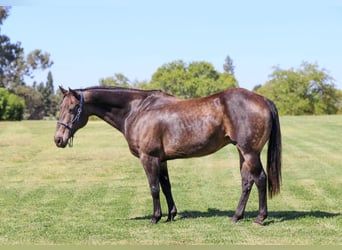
0 116 341 245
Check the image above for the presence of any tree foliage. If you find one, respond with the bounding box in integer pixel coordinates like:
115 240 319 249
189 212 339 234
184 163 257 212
0 88 25 120
99 73 130 87
145 60 238 98
36 71 58 118
0 7 56 120
0 34 24 87
255 62 340 115
0 8 53 89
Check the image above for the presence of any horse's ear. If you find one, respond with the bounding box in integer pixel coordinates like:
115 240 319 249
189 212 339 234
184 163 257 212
59 86 68 95
68 87 80 100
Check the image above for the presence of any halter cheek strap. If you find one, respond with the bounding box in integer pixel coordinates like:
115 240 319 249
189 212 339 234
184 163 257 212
57 91 84 147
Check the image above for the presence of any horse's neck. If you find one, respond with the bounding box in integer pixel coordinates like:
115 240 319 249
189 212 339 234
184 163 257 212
83 88 149 132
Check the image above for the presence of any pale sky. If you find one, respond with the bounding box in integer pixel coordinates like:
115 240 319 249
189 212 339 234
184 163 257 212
2 0 342 90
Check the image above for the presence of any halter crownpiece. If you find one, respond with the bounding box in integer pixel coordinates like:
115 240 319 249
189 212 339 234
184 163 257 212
57 90 84 147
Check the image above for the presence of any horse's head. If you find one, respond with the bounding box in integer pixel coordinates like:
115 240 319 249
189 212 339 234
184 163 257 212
54 86 88 148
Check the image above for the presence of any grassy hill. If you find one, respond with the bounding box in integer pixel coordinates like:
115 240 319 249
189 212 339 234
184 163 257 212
0 116 341 245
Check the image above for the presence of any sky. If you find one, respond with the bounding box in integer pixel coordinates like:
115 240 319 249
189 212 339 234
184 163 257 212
2 0 342 90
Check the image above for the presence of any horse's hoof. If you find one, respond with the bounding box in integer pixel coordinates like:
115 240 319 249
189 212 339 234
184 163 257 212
231 214 243 223
231 216 240 223
150 219 158 224
253 218 265 226
150 216 161 224
166 216 176 222
254 214 267 226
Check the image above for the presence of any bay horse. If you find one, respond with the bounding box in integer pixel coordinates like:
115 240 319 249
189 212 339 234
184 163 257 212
54 86 281 225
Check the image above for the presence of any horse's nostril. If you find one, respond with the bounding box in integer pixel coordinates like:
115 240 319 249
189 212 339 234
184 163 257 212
55 137 63 147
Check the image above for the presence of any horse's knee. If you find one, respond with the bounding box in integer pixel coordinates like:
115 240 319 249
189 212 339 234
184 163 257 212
243 156 265 184
254 170 267 189
150 185 160 197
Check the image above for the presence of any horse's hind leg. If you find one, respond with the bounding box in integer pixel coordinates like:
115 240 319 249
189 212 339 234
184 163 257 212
232 150 254 222
159 161 177 222
252 157 268 225
233 149 268 225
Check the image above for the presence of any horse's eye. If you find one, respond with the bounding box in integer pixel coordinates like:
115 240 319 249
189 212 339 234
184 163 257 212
69 105 79 113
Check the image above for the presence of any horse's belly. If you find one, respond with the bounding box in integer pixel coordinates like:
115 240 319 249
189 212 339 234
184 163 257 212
163 129 230 159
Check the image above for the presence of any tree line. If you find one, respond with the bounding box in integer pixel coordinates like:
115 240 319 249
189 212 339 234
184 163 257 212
1 7 341 120
100 57 238 99
0 7 58 120
99 59 342 115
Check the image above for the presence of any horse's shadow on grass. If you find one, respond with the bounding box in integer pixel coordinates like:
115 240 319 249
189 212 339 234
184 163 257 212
132 208 340 225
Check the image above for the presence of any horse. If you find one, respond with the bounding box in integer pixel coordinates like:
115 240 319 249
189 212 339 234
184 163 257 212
54 86 282 225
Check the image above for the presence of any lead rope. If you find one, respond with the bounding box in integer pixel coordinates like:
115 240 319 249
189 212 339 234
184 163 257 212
68 135 74 147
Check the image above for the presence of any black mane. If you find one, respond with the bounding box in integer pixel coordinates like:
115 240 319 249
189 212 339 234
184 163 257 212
78 86 159 93
75 85 174 97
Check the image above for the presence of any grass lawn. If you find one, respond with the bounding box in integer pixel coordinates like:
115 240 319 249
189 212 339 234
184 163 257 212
0 116 341 245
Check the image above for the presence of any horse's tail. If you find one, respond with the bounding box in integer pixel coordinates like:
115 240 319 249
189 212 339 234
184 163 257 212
266 99 282 198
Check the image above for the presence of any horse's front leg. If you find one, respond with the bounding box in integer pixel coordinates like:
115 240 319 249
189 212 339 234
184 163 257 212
159 161 177 222
140 153 162 224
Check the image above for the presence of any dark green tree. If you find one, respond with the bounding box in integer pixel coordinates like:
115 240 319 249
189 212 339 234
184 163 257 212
99 73 130 87
37 71 57 117
0 7 54 120
15 85 44 119
0 87 25 120
0 87 9 118
255 62 340 115
0 7 24 87
0 8 53 89
147 60 238 98
147 60 188 96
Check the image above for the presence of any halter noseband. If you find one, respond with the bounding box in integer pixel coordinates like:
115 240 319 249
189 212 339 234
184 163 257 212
57 91 84 147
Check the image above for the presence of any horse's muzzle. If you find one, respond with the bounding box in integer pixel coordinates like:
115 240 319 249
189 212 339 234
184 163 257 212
54 136 67 148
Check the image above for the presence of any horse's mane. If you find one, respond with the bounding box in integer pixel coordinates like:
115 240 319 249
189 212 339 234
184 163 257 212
76 86 174 97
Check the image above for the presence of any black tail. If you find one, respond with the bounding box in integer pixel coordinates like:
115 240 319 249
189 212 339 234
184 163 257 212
266 99 282 198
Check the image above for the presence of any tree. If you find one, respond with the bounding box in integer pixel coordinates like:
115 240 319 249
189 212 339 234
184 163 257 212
299 62 339 114
0 87 8 118
0 34 24 87
0 88 25 120
0 7 54 120
145 60 187 96
223 55 235 75
99 73 130 87
25 49 53 80
255 62 340 115
336 89 342 114
0 7 53 89
37 71 57 118
147 60 238 98
15 85 44 119
3 92 25 120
